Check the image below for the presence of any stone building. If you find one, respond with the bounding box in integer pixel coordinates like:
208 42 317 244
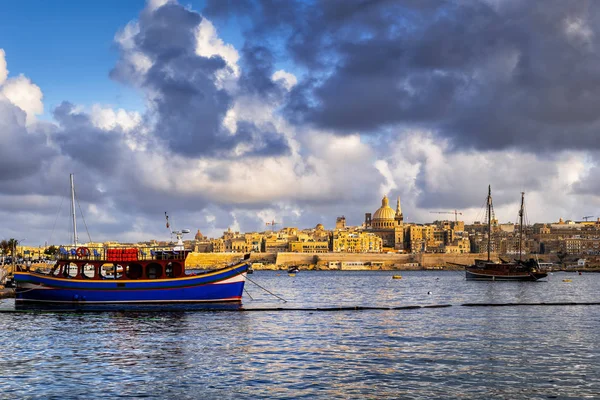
364 195 404 251
263 235 290 253
289 240 329 253
332 230 382 253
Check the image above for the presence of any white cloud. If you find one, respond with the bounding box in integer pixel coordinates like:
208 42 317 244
147 0 172 12
229 212 241 232
195 18 240 88
0 74 43 126
0 49 7 85
374 160 397 197
90 105 142 133
113 22 153 83
564 16 593 43
272 70 298 90
380 130 593 225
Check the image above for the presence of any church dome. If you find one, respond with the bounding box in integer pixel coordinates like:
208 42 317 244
316 223 324 230
373 195 395 221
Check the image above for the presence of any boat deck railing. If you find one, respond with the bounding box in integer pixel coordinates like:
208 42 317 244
55 246 191 262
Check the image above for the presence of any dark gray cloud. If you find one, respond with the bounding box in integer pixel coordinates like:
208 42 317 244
53 102 126 178
205 0 600 151
110 2 290 158
0 100 57 183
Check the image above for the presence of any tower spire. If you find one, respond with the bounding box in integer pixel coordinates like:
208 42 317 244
395 196 403 224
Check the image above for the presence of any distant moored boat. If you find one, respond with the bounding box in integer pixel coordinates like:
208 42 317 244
465 186 548 282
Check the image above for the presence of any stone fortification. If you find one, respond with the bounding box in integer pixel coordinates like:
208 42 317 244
185 252 555 270
420 253 497 269
276 252 417 270
185 252 275 269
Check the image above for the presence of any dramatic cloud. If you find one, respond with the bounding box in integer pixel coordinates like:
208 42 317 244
206 0 600 152
110 2 291 158
2 0 600 244
0 75 43 126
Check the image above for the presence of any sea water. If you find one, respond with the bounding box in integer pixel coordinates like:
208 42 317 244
0 270 598 399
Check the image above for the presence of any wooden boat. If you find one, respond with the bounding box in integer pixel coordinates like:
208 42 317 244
288 266 299 274
14 175 250 304
466 259 548 281
465 187 547 282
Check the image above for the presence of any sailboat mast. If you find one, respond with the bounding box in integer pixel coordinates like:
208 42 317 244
518 192 524 261
487 185 491 262
70 174 78 247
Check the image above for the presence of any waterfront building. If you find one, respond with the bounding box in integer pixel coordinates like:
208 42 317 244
289 240 329 253
443 238 471 254
244 233 264 252
211 238 225 253
332 230 382 253
263 235 290 253
564 238 600 255
195 240 212 252
231 237 248 252
364 195 404 251
336 216 346 230
312 224 330 242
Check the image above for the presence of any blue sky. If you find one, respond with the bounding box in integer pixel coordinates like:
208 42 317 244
1 1 142 114
0 0 247 117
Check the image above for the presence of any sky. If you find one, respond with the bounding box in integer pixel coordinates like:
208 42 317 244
1 0 600 246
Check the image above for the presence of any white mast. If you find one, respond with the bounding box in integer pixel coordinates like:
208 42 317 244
70 174 78 247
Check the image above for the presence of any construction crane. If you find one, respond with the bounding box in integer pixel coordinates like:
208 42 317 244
430 210 463 223
582 215 594 222
265 220 280 230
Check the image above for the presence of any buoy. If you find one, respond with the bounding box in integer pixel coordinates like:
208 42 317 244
392 275 402 279
427 291 432 295
563 279 572 282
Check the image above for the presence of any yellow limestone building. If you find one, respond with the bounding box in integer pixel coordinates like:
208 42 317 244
365 195 404 251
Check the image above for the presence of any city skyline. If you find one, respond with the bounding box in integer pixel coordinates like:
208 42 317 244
2 0 600 246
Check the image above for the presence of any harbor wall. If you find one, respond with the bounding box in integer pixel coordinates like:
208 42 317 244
420 253 496 269
185 252 276 269
184 252 558 270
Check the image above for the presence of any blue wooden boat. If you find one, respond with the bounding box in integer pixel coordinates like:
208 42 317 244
13 174 250 304
14 252 250 304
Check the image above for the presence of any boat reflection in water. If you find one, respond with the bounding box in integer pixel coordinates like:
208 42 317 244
14 301 244 313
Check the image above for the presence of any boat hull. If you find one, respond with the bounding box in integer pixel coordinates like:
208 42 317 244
14 263 248 304
466 268 547 281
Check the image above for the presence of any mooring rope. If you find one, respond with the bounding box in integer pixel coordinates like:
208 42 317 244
243 287 255 300
245 275 287 302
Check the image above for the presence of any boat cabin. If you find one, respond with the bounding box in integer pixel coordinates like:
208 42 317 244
38 246 192 280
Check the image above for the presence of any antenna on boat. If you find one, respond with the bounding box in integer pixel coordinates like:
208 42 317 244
165 211 189 251
518 192 525 261
486 185 493 262
70 174 78 247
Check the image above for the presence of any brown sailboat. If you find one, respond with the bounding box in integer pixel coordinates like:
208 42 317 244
465 186 548 281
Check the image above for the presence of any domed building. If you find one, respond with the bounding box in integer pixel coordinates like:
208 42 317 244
372 196 397 228
365 195 404 250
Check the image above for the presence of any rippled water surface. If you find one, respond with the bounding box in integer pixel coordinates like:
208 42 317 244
1 270 599 399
